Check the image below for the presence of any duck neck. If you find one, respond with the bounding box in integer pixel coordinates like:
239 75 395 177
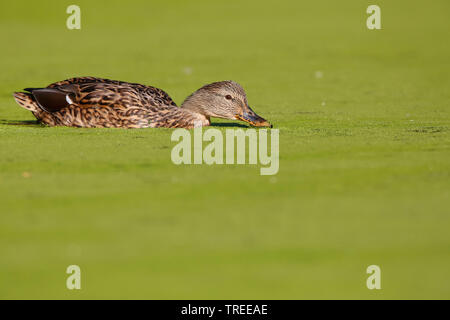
180 98 211 127
181 99 203 115
178 106 210 128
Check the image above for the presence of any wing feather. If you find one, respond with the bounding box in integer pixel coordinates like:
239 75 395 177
47 77 177 107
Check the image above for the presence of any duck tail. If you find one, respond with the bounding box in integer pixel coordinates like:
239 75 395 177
13 92 39 112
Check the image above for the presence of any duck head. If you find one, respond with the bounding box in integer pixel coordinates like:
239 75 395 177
181 81 272 127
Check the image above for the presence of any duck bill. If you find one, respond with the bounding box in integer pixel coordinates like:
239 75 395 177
236 106 272 128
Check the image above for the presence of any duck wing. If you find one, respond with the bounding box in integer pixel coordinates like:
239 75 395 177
26 77 177 113
48 77 177 107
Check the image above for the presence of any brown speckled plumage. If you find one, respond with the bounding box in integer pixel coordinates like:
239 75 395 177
13 77 271 129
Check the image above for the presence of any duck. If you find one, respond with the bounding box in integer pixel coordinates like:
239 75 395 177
13 77 271 129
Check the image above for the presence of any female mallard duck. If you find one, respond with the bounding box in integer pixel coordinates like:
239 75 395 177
13 77 271 129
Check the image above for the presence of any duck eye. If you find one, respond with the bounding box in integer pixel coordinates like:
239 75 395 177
225 95 232 100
